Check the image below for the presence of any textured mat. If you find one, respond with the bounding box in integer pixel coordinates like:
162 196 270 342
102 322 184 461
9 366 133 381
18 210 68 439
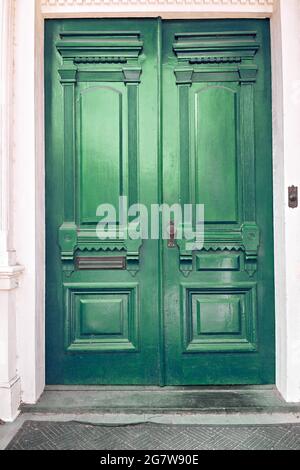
5 421 300 450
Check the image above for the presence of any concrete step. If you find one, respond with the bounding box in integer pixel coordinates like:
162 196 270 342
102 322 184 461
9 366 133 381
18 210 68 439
21 385 300 415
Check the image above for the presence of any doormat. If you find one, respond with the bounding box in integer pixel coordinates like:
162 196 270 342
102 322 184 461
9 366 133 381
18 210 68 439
5 421 300 450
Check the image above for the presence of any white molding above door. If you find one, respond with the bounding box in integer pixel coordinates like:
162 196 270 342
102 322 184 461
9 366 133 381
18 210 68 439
40 0 274 18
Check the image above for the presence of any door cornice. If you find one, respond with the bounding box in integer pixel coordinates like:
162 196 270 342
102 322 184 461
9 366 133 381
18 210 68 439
40 0 274 19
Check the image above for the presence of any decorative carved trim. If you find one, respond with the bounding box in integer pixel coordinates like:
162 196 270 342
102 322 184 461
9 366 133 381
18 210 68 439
173 31 259 62
56 31 143 84
41 0 274 9
56 31 143 62
0 265 24 290
74 56 127 64
189 56 242 64
173 32 259 85
201 245 242 252
40 0 274 19
77 245 126 252
175 225 260 277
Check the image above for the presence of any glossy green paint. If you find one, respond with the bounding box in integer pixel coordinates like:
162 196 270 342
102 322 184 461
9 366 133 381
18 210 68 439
194 85 238 223
46 19 275 385
46 19 161 384
162 20 274 384
79 85 124 221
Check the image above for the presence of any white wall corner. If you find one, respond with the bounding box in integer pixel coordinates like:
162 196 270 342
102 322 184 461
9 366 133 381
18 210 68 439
0 376 21 422
272 0 300 403
0 268 23 421
0 0 24 422
0 0 16 266
0 265 24 290
13 0 45 406
280 0 300 402
271 0 287 401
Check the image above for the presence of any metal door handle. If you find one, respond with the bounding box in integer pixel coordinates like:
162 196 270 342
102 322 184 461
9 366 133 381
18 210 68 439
167 221 176 248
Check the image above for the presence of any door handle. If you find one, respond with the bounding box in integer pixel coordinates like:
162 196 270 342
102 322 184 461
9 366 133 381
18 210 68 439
167 221 176 248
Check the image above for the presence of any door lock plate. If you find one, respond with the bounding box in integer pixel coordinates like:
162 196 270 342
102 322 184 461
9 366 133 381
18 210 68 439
288 185 298 208
168 221 176 248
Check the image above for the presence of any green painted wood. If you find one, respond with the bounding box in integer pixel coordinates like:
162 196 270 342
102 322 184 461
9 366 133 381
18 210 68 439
194 85 238 223
162 19 275 384
79 85 123 223
46 18 275 386
195 253 240 271
46 19 161 384
179 85 191 206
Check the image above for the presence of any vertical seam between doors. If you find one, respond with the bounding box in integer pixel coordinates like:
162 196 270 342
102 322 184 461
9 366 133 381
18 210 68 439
157 17 165 386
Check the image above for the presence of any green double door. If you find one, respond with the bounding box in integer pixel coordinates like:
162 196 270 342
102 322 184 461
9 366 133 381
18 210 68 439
46 19 275 385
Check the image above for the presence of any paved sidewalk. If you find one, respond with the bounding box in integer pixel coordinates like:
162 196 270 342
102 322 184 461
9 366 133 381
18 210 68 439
4 420 300 450
1 411 300 450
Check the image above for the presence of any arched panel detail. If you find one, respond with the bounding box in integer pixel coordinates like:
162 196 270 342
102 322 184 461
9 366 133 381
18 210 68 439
193 85 238 224
79 85 123 224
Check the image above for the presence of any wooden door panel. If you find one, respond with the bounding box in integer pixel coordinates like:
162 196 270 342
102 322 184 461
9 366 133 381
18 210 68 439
46 19 275 386
78 84 125 223
193 84 238 224
45 19 161 384
162 20 275 385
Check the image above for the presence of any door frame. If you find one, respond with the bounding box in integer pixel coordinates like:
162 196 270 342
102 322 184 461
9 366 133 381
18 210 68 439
4 0 300 420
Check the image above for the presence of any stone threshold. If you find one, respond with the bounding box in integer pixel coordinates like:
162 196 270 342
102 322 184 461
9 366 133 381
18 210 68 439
20 385 300 415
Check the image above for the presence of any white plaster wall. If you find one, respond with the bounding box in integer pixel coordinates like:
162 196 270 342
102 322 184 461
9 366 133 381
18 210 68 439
0 0 14 265
13 0 45 405
35 0 46 404
0 0 23 422
273 0 300 402
271 0 287 400
275 0 300 401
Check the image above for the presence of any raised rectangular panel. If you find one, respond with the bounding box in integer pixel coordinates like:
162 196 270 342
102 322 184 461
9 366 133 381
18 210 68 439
196 298 241 335
195 253 240 271
79 85 124 224
194 86 238 224
182 283 257 353
64 283 138 352
80 299 124 336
